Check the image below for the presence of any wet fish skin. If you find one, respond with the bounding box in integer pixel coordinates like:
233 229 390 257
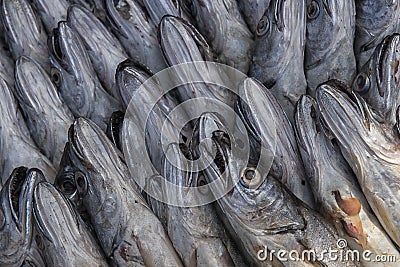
68 4 128 99
70 0 108 24
190 0 254 73
249 0 307 122
142 0 181 26
0 78 56 184
0 167 45 267
30 0 70 33
194 112 358 267
0 38 14 87
352 33 400 126
236 78 315 208
146 143 241 267
55 118 184 267
106 111 125 151
237 0 270 34
49 21 121 130
159 15 238 113
354 0 400 69
14 56 74 167
316 80 400 247
105 0 167 73
305 0 356 95
295 95 400 266
33 182 109 267
115 59 154 110
1 0 49 70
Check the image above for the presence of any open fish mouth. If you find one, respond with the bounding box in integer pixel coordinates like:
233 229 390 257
7 167 44 227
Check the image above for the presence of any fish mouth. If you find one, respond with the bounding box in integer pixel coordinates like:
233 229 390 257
7 167 45 230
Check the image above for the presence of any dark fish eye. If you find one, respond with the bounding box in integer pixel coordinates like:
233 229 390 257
197 173 209 195
75 171 88 195
50 68 62 88
256 15 270 36
307 1 320 20
61 180 76 195
353 73 371 94
239 167 262 189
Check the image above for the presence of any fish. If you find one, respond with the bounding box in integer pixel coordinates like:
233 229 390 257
237 0 270 34
146 143 244 266
68 4 128 99
33 182 109 266
70 0 108 24
190 0 254 73
193 112 359 267
48 21 121 130
304 0 357 95
248 0 307 123
105 0 167 73
106 110 125 151
0 78 56 184
0 0 50 70
316 80 400 247
354 0 400 69
55 118 184 267
295 94 400 266
142 0 181 26
0 167 46 267
236 78 315 208
352 33 400 126
0 38 14 86
115 59 154 110
14 56 74 167
159 15 238 117
29 0 70 33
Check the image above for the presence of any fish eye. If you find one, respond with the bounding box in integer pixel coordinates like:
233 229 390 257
50 68 62 87
60 180 76 195
256 15 270 36
197 173 209 195
239 167 262 189
75 171 88 195
307 1 320 20
353 73 370 94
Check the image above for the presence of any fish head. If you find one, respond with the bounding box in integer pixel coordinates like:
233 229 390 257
115 59 153 109
159 15 213 65
0 167 45 266
48 21 93 117
251 0 305 87
194 112 304 234
353 33 400 125
33 182 104 266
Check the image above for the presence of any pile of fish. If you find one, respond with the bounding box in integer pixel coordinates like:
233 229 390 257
0 0 399 266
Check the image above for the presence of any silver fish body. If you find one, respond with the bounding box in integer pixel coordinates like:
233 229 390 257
295 94 400 266
352 33 400 126
237 78 315 208
49 21 121 130
146 143 242 267
0 78 56 184
14 56 74 167
30 0 70 32
1 0 49 70
190 0 254 73
237 0 270 34
354 0 400 69
316 81 400 247
249 0 307 122
143 0 181 26
305 0 356 95
0 167 45 267
70 0 108 24
195 112 358 267
0 38 14 87
106 0 167 73
68 4 128 99
55 118 184 267
33 182 109 267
